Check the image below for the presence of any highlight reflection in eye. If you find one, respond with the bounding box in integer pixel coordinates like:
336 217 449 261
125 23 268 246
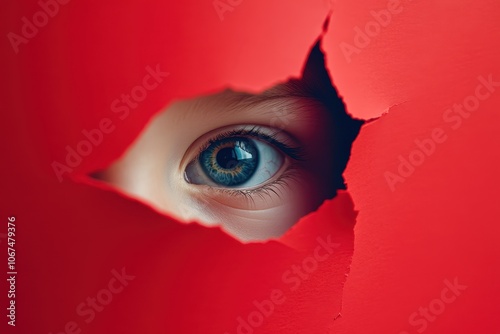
184 127 300 190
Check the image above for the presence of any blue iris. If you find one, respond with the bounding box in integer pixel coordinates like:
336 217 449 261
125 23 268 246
200 137 259 186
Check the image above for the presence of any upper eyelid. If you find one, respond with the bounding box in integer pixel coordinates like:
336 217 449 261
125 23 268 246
193 126 306 163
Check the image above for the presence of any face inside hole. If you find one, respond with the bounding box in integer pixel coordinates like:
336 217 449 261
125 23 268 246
93 43 362 242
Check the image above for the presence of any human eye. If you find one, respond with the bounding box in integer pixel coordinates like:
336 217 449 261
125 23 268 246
183 126 303 197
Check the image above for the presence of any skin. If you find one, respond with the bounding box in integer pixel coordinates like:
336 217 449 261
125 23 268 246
95 82 340 242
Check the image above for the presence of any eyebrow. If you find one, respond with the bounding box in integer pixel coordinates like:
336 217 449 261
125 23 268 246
247 81 316 103
172 80 327 125
226 82 324 115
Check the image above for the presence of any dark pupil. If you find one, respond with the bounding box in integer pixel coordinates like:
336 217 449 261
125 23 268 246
216 147 239 169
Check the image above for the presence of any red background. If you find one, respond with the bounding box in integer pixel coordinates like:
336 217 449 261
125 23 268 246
1 0 499 333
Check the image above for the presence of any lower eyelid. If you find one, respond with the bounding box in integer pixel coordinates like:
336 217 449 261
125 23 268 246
203 162 301 209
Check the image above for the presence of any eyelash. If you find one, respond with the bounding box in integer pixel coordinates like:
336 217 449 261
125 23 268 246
192 126 305 202
212 167 302 206
195 126 305 161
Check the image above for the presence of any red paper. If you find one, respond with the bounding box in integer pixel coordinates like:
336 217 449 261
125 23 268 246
2 0 499 333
